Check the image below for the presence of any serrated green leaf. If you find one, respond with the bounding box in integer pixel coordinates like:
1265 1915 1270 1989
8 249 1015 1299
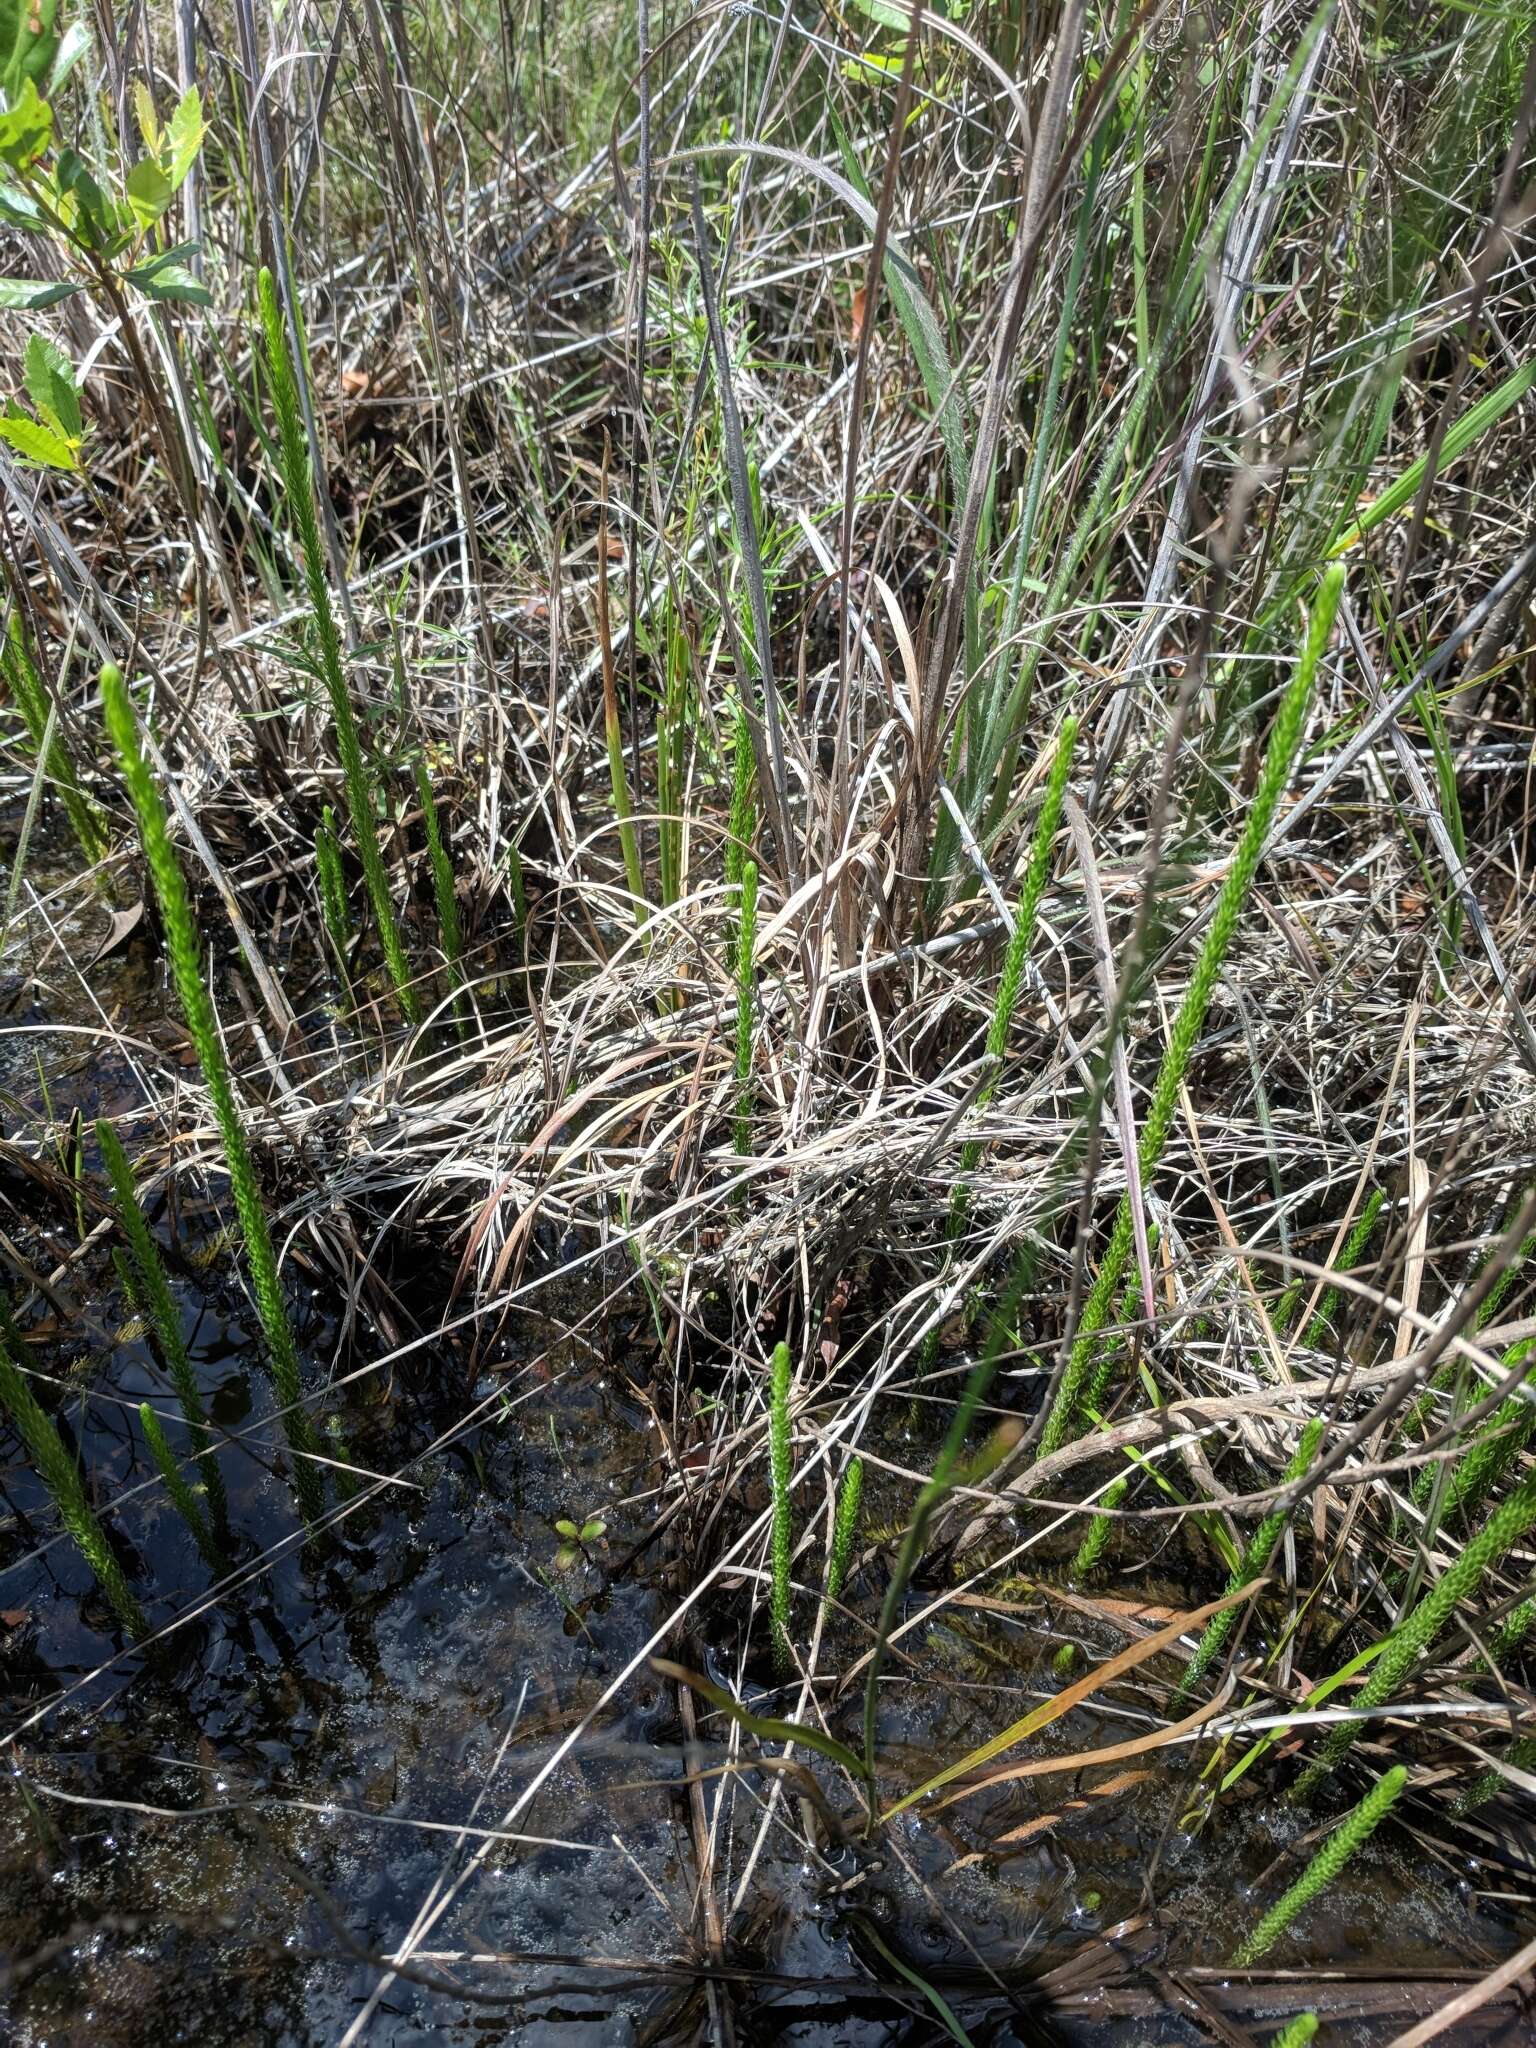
165 85 204 191
0 409 76 470
0 77 51 171
125 156 172 229
0 276 79 310
129 259 210 306
22 331 79 441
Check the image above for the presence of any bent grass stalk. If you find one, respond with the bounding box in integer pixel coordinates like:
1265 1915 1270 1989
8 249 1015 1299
0 1297 145 1638
735 859 758 1156
101 663 325 1527
138 1400 226 1572
98 1118 227 1532
1296 1459 1536 1794
1038 565 1345 1458
257 267 418 1023
1233 1766 1406 1963
768 1339 793 1675
1179 1418 1325 1696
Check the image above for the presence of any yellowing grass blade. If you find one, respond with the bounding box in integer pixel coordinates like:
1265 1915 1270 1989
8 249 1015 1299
881 1581 1265 1821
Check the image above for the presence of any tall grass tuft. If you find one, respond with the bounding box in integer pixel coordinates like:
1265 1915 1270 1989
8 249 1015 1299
767 1339 793 1675
1038 565 1346 1457
98 1117 227 1533
0 1296 145 1638
256 267 418 1023
101 662 324 1527
1233 1766 1406 1963
1179 1418 1326 1696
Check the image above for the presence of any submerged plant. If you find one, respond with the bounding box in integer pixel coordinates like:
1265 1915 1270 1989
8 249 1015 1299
257 267 418 1023
768 1338 792 1674
101 662 323 1526
1233 1766 1405 1963
0 1296 144 1638
1039 564 1346 1457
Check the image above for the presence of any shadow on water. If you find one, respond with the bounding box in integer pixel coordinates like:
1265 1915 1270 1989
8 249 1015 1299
0 831 1531 2045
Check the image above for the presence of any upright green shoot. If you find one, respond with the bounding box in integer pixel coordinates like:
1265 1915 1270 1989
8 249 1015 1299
101 662 324 1527
139 1400 227 1573
314 805 351 970
1038 566 1345 1457
1234 1767 1406 1962
0 1296 144 1638
735 859 758 1156
825 1455 863 1608
98 1117 227 1532
256 267 418 1023
768 1339 793 1675
3 611 108 873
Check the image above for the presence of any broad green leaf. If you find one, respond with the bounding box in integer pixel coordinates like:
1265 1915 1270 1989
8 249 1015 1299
0 409 76 470
55 148 116 247
553 1518 579 1538
846 0 908 28
0 276 79 310
0 182 41 228
125 156 173 229
579 1518 605 1542
165 86 204 191
652 1658 872 1784
23 331 78 441
0 0 59 98
128 258 210 306
0 77 51 171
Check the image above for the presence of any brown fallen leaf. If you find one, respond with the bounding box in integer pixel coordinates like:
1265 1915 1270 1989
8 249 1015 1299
86 900 144 967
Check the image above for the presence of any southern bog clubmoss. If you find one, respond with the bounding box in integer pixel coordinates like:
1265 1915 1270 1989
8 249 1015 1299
101 662 324 1526
1233 1766 1406 1964
767 1338 792 1675
734 859 759 1157
138 1400 227 1575
0 1295 144 1639
824 1453 863 1608
1038 563 1346 1458
257 267 419 1024
98 1116 227 1533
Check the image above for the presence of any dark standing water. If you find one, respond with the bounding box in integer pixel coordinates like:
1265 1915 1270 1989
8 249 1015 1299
0 834 1532 2045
